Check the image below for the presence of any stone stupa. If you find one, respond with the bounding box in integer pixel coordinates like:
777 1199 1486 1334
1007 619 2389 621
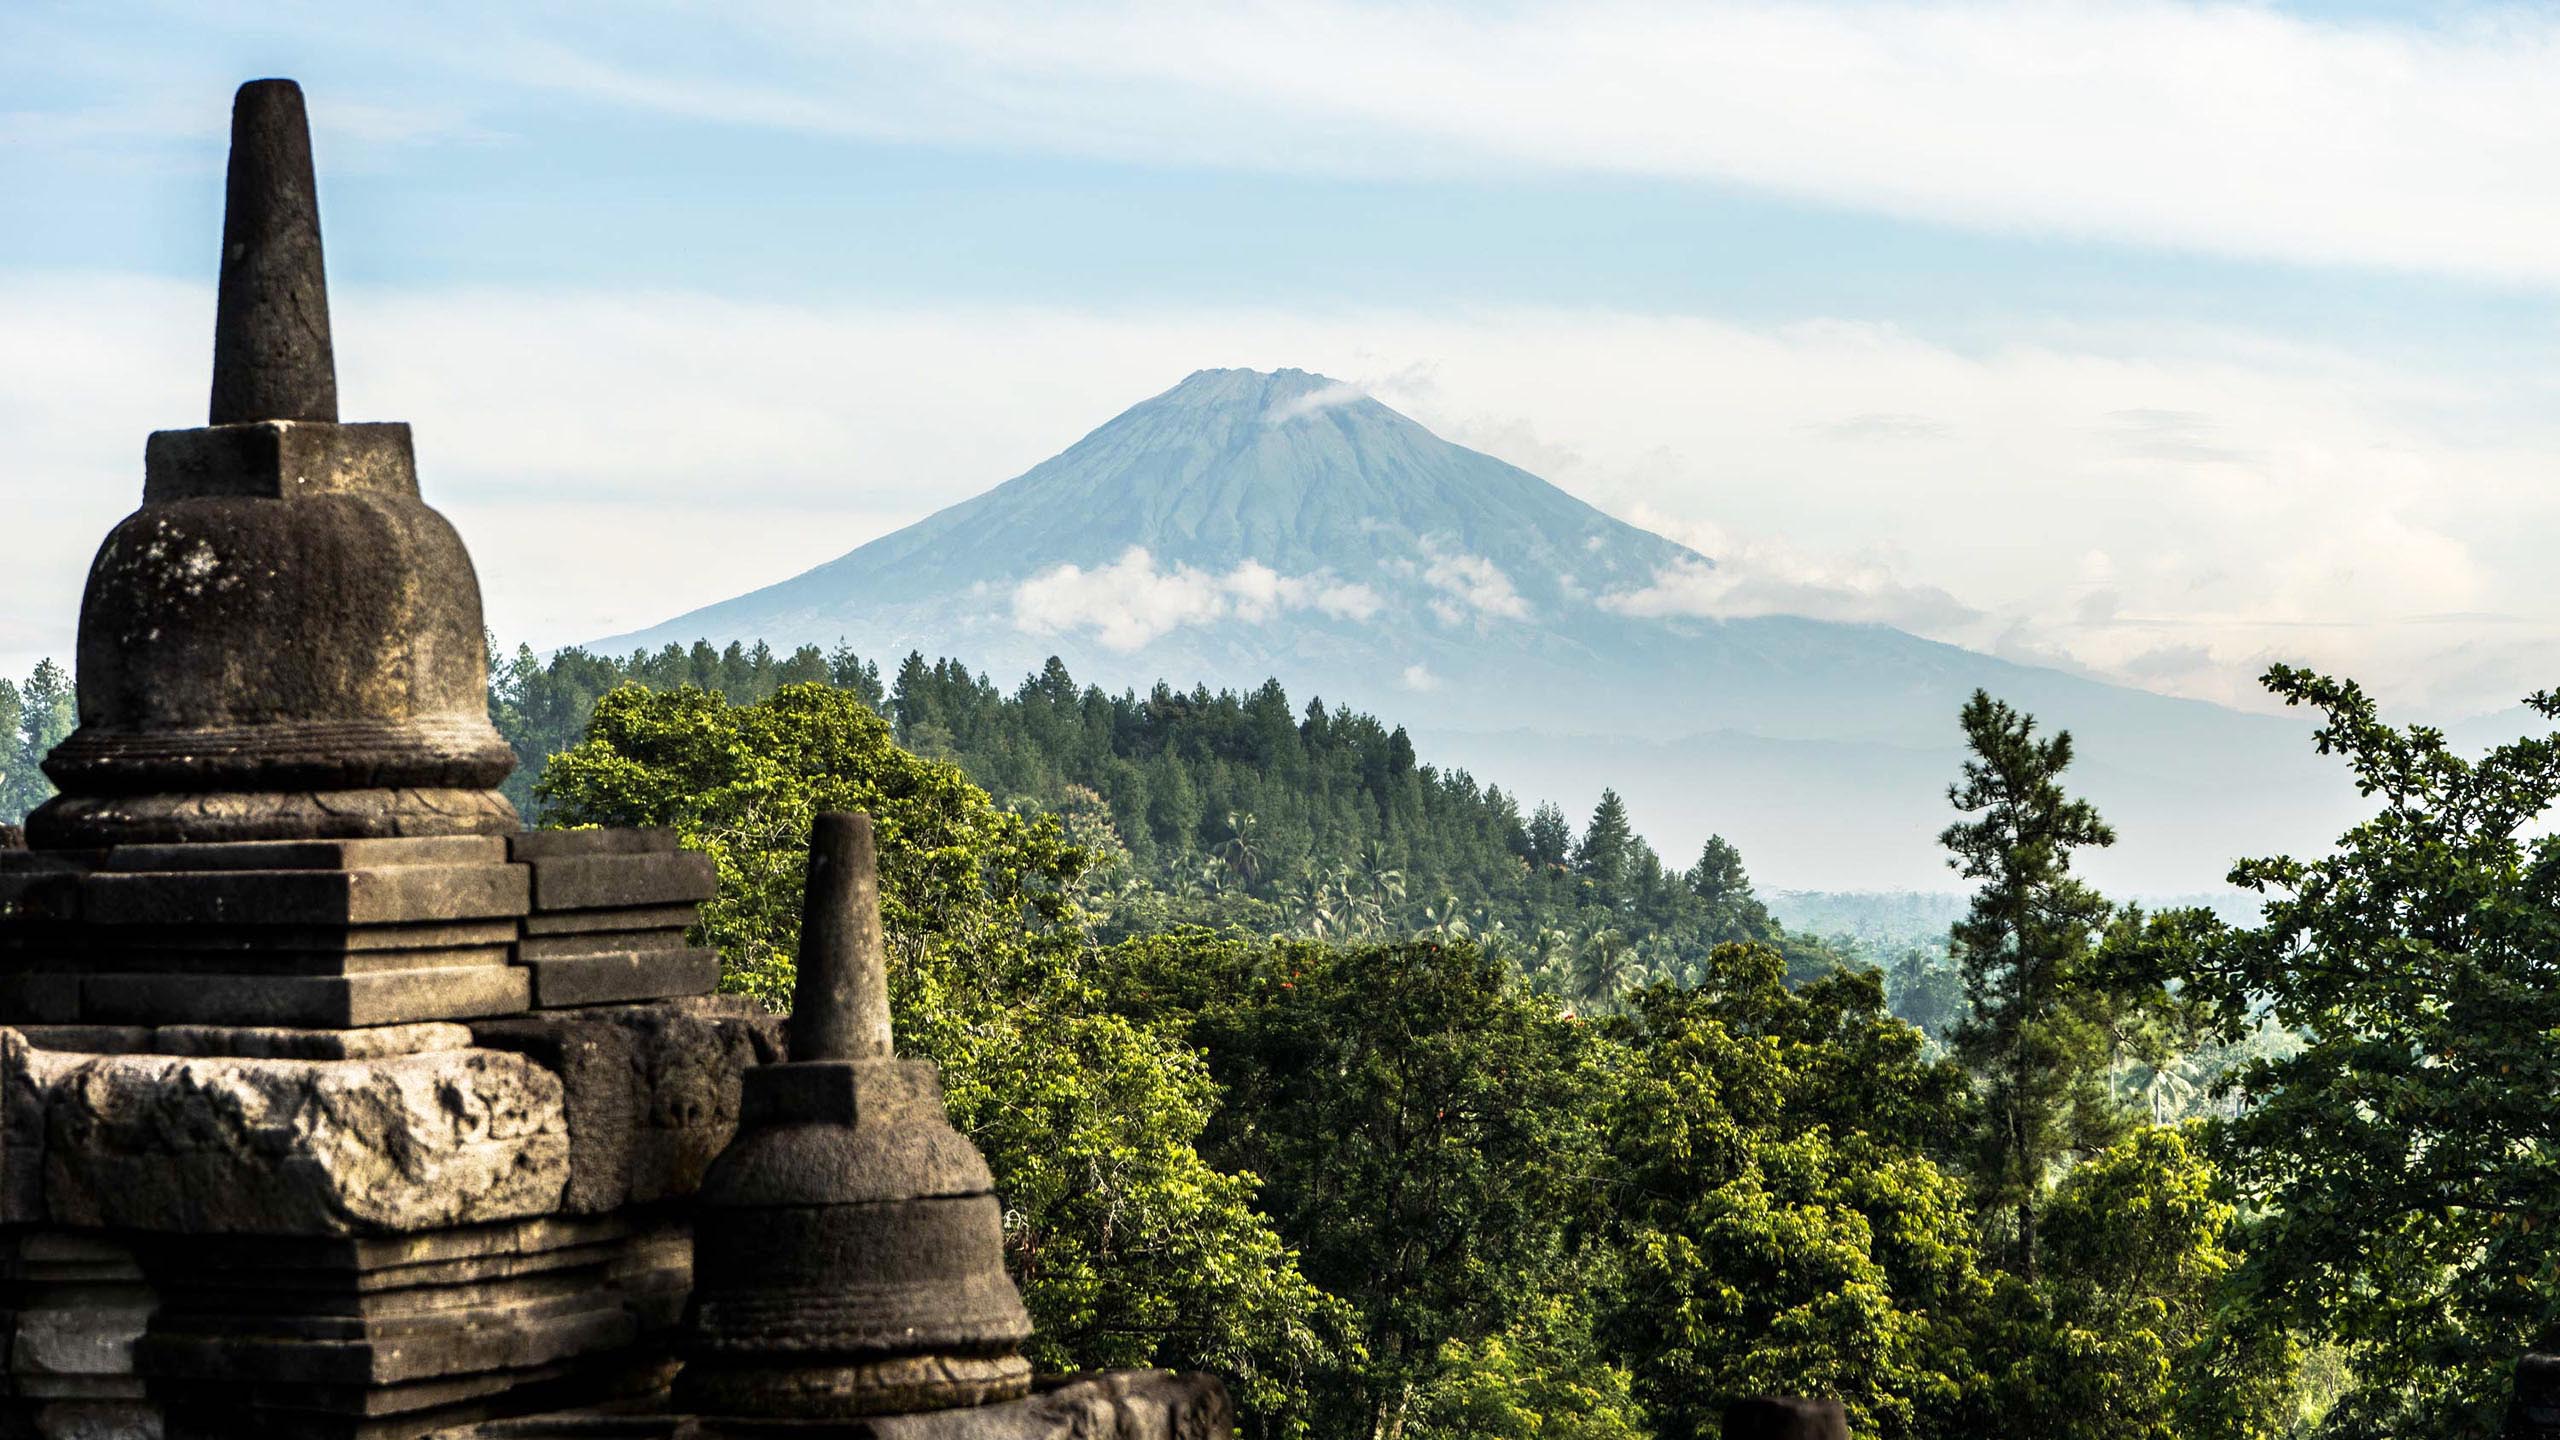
0 79 1227 1440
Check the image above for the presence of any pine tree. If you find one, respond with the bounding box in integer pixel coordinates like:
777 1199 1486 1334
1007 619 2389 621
1576 789 1635 894
1941 689 2123 1277
1524 803 1573 871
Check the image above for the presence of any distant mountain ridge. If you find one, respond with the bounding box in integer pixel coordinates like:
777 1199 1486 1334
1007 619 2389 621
600 368 2364 892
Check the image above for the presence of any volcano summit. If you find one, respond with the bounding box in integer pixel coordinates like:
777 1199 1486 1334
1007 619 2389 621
601 368 2355 892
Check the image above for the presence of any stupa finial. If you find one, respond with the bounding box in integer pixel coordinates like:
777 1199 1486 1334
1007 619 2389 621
210 78 337 425
788 811 897 1062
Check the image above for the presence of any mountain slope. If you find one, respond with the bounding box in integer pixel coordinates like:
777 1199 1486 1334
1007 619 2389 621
600 368 2363 891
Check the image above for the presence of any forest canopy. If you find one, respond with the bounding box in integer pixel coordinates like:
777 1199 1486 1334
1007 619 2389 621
5 638 2553 1437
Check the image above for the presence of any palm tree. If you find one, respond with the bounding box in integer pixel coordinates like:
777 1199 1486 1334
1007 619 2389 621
1572 925 1645 1011
1285 863 1342 941
1420 894 1474 941
1213 810 1267 890
1353 840 1405 926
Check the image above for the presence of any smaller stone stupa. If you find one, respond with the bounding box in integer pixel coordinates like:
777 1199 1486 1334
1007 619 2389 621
676 811 1036 1416
466 815 1232 1438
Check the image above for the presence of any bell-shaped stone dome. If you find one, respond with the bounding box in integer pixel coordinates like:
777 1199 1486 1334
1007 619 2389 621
27 80 515 848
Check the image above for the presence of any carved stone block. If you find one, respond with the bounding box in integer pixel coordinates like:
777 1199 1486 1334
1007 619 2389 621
469 999 782 1215
43 1049 567 1235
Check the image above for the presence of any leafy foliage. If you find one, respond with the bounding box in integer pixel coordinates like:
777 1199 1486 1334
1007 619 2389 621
2188 667 2560 1438
1980 1124 2294 1440
0 658 74 826
1106 931 1616 1438
494 643 1850 1010
535 683 1349 1433
1601 944 1987 1439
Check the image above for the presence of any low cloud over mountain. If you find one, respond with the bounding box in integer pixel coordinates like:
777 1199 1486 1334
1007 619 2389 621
600 367 2363 891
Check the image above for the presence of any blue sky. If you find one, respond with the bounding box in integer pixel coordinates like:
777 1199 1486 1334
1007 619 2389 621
9 1 2560 718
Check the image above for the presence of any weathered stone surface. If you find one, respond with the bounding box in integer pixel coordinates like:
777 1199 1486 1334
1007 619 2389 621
76 919 522 958
523 853 715 913
12 1289 155 1379
1725 1396 1849 1440
82 865 529 928
678 816 1028 1420
142 1303 638 1387
100 836 505 873
26 79 517 852
82 966 531 1029
457 1370 1235 1438
686 1193 1027 1353
0 857 87 922
523 951 717 1010
209 79 335 426
470 1001 783 1215
0 976 82 1026
146 1023 476 1059
516 930 686 961
790 813 892 1064
506 830 676 861
76 944 514 978
26 1399 163 1439
520 905 696 938
2 1027 56 1222
31 789 521 850
44 1048 566 1234
142 1211 648 1284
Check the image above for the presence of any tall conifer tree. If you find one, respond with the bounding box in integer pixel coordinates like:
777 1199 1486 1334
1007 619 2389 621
1941 689 2124 1276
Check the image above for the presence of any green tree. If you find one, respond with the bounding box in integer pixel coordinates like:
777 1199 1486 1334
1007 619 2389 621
1601 943 1986 1439
1684 834 1774 943
1979 1124 2293 1440
1577 788 1636 893
536 684 1349 1435
1941 690 2126 1277
1525 802 1573 871
0 659 74 825
1407 1297 1647 1440
0 677 25 826
1108 932 1613 1440
2187 669 2560 1438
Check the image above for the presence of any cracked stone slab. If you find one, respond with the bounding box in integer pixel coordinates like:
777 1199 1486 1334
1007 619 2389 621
43 1047 566 1235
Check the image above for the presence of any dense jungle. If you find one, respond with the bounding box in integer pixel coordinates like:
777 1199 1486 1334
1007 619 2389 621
3 641 2553 1439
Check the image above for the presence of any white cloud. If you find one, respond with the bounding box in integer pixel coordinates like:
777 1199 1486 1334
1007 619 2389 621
1009 546 1378 651
1400 663 1440 692
6 275 2558 720
1419 544 1531 625
409 0 2560 289
1264 379 1366 425
1602 543 1981 634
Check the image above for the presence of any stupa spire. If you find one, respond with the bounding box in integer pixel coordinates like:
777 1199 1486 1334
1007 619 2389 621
209 78 337 424
787 811 898 1062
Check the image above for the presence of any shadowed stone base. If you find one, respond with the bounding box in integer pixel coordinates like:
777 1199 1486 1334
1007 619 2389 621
453 1370 1232 1439
2510 1353 2560 1437
28 787 521 849
674 1353 1033 1419
1726 1396 1849 1440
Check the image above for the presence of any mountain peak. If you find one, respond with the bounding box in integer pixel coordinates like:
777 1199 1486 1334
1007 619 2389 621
1156 366 1369 422
604 363 1697 667
588 367 2358 891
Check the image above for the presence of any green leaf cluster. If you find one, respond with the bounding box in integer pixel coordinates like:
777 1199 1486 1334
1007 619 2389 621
2187 667 2560 1438
0 657 73 827
536 682 1351 1433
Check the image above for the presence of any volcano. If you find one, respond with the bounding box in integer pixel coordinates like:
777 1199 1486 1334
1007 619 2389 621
599 368 2360 892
